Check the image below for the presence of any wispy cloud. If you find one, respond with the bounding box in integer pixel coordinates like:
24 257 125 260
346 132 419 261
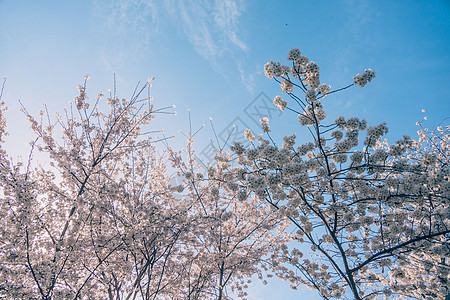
213 0 248 51
93 0 158 51
92 0 250 87
238 62 260 93
168 0 248 69
177 1 221 62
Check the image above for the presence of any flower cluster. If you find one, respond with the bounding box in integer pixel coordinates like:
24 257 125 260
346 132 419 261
260 117 271 133
264 61 290 79
317 83 331 96
297 103 326 126
353 68 376 87
273 95 287 111
75 84 88 110
280 80 294 93
244 128 255 141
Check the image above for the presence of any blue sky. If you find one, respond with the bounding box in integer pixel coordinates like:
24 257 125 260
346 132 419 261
1 0 450 298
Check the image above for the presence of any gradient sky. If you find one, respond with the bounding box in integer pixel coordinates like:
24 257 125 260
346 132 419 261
1 0 450 299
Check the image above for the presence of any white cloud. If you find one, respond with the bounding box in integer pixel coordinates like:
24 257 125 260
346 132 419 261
238 62 260 94
92 0 250 87
170 0 248 68
93 0 157 48
214 0 248 51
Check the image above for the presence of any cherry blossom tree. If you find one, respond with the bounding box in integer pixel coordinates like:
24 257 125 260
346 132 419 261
0 77 193 299
226 49 450 299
